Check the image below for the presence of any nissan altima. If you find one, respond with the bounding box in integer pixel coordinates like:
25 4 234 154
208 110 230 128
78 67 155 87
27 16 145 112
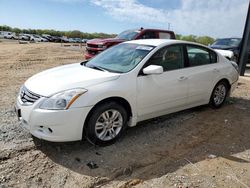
15 39 239 145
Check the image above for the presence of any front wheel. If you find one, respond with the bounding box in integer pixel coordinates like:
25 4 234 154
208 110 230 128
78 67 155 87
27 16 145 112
209 81 229 108
85 102 128 146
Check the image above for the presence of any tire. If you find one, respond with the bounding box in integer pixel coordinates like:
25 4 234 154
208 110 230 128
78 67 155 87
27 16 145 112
85 101 128 146
209 80 229 108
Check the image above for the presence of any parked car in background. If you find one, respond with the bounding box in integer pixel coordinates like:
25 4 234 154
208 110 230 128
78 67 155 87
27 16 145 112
0 31 6 38
60 37 69 43
42 34 54 42
4 32 18 39
72 38 82 43
210 38 241 63
19 34 31 41
82 39 88 43
30 35 48 42
68 38 75 43
49 36 62 43
15 39 238 145
85 28 176 59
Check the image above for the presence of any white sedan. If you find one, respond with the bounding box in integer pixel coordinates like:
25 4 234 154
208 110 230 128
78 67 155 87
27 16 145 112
15 39 239 145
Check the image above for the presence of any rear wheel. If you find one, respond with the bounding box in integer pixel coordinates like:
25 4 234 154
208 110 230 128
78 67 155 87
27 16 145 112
209 81 229 108
85 102 128 146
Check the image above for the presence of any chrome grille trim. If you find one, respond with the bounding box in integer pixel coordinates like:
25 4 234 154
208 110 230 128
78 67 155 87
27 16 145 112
20 86 41 104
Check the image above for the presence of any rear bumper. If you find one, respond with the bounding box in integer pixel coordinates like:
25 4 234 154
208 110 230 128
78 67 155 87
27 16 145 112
16 98 93 142
230 80 238 95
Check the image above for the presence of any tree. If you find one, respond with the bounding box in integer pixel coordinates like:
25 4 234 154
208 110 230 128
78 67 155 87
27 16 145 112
12 27 21 34
196 36 215 46
175 34 182 40
181 35 197 42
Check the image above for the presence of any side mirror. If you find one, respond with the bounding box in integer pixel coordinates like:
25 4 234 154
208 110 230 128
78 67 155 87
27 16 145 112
143 65 163 75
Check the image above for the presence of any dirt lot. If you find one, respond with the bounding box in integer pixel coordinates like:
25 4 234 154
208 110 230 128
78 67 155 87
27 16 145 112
0 40 250 188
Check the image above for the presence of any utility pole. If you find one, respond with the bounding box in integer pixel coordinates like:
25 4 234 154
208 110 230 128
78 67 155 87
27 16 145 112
168 23 171 30
239 1 250 76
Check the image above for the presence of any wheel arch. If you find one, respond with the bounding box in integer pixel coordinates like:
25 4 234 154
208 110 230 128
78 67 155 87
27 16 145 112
83 96 133 135
216 78 231 91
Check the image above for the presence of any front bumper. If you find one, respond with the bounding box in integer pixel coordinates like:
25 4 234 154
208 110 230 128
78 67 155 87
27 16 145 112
84 53 94 59
16 97 92 142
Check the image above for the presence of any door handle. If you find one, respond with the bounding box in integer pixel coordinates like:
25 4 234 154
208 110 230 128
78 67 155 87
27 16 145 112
178 76 188 81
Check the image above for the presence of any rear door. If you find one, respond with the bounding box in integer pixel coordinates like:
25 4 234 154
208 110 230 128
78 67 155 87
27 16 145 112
185 45 220 105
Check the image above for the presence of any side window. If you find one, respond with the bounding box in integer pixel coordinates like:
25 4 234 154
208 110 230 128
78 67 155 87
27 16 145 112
210 50 217 63
187 46 211 66
147 45 184 71
159 32 171 39
140 31 157 39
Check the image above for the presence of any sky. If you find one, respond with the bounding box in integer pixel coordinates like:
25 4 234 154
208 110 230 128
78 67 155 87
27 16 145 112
0 0 249 38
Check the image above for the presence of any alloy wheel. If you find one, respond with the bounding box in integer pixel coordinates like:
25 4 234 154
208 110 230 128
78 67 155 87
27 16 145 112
95 109 123 141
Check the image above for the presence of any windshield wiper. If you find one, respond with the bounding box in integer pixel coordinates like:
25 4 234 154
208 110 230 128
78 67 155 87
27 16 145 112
86 64 107 72
84 63 123 73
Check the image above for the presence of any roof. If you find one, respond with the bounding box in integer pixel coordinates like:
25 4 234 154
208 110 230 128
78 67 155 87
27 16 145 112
125 39 205 48
124 39 179 46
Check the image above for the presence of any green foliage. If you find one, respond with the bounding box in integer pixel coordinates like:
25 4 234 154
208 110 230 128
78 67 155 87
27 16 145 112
196 36 215 46
0 25 215 45
177 34 215 46
181 35 197 42
175 34 182 40
0 25 116 39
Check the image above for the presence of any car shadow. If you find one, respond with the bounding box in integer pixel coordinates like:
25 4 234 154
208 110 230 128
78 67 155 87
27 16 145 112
34 96 250 183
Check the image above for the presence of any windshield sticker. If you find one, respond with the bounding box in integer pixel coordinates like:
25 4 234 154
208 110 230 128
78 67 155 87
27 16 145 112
136 46 153 51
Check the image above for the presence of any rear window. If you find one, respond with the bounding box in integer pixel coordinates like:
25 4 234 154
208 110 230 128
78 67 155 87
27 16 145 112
159 32 171 39
187 45 217 66
139 31 157 39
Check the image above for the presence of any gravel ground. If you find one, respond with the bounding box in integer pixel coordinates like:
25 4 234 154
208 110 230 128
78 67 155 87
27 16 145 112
0 40 250 188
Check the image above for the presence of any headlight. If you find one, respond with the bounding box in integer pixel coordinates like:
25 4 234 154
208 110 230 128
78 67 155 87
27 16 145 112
40 88 87 110
97 44 107 49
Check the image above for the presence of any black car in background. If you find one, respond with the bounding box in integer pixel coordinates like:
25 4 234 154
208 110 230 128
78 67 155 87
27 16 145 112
210 38 241 63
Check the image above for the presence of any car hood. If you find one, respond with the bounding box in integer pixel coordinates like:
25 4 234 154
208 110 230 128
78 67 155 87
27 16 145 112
24 63 120 97
87 38 125 44
210 45 237 51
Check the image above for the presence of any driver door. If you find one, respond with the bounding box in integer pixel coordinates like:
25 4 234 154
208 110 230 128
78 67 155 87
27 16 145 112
136 44 189 121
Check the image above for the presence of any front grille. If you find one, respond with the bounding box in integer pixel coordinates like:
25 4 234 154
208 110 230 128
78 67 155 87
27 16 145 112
87 49 98 55
20 86 41 104
87 43 98 48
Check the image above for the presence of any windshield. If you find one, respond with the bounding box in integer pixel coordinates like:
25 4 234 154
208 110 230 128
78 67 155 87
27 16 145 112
85 43 154 73
116 30 139 40
212 38 241 47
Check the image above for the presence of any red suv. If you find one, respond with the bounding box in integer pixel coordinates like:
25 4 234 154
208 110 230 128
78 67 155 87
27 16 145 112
85 28 176 59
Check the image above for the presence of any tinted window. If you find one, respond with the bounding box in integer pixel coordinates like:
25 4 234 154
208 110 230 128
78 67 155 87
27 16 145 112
187 46 211 66
140 31 157 39
210 51 217 63
147 45 184 71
